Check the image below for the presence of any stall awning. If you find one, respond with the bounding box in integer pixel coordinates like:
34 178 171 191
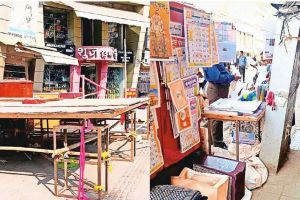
24 46 79 66
63 2 149 27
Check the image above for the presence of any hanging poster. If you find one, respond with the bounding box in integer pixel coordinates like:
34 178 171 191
8 2 38 42
184 7 212 67
170 103 180 138
264 38 275 60
149 61 160 108
189 97 198 116
214 21 237 63
168 79 188 111
175 105 192 133
210 22 219 64
179 114 200 153
150 110 164 175
163 61 180 83
182 75 199 98
150 2 172 59
170 22 183 37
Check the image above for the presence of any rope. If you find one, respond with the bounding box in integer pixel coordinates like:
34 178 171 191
78 120 94 200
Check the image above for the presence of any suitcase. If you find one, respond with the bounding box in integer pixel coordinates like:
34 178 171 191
151 185 207 200
193 155 246 200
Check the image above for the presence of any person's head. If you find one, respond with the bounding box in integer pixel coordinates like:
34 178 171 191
25 4 33 23
239 51 244 56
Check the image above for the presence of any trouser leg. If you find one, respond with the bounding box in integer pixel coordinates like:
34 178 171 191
207 83 229 144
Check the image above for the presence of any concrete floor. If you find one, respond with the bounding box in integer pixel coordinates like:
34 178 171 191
252 150 300 200
0 139 149 200
0 108 150 200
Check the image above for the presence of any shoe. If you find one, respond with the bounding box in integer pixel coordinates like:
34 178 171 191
213 141 228 149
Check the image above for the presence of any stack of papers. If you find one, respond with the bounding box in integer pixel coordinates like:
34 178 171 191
209 98 262 114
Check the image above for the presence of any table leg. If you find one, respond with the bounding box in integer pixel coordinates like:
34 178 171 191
208 119 213 155
105 127 109 192
235 121 240 161
134 111 136 157
53 127 58 196
97 127 102 199
147 103 150 140
130 112 134 161
54 156 58 196
63 129 68 189
47 119 50 141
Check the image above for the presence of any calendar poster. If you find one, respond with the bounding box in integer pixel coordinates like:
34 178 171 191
184 8 212 67
214 21 236 63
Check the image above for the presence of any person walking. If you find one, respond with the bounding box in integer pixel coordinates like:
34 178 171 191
238 51 247 82
203 63 241 149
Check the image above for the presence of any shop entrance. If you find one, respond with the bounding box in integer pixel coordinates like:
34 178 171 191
80 64 97 98
106 67 124 98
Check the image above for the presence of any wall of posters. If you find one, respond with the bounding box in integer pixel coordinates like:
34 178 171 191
150 110 164 175
168 79 188 111
150 2 172 59
149 61 160 108
169 4 198 78
184 8 212 67
214 21 237 63
8 2 38 42
210 23 219 64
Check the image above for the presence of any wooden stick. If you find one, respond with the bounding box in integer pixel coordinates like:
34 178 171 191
52 136 98 157
0 146 55 154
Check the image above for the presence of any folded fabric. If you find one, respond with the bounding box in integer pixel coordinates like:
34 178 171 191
150 185 207 200
171 167 229 200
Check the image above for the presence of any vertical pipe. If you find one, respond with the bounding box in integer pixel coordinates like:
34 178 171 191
124 26 127 98
97 127 102 199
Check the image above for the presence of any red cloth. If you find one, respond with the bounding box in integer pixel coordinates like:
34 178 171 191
120 113 126 125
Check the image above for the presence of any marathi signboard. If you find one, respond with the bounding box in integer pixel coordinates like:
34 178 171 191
76 46 117 62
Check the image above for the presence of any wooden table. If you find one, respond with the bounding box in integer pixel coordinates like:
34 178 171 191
202 108 265 161
0 98 150 199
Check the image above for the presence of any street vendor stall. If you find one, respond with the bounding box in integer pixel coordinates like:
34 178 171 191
0 97 150 199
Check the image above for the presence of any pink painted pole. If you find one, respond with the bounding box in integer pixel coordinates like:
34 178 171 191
96 61 108 99
70 65 81 93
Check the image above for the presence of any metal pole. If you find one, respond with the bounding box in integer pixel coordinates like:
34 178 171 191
124 26 127 98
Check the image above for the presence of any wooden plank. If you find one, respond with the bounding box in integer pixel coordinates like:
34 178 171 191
202 109 265 122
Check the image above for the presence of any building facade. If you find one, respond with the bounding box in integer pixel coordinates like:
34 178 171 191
0 1 149 98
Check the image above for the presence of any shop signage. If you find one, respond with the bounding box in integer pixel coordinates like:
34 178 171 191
126 88 137 98
45 40 75 57
76 46 117 62
117 50 133 63
7 2 39 43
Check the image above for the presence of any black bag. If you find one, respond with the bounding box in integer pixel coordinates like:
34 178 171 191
150 185 207 200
